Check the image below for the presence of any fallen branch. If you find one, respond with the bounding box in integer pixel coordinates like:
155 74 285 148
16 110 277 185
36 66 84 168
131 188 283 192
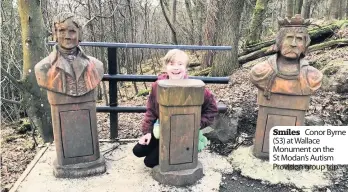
239 40 274 57
238 38 348 65
240 20 348 56
238 47 276 65
309 38 348 52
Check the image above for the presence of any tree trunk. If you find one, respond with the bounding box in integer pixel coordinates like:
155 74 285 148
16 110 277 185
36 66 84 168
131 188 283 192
127 0 138 95
160 0 178 44
98 0 109 105
346 0 348 19
202 0 218 68
287 0 294 18
329 0 339 19
301 0 311 19
194 0 204 45
341 0 348 19
171 0 177 44
18 0 53 142
211 0 245 76
185 0 195 46
246 0 270 45
295 0 303 14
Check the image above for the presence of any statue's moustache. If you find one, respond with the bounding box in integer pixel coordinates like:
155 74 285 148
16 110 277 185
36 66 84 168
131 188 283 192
282 48 300 56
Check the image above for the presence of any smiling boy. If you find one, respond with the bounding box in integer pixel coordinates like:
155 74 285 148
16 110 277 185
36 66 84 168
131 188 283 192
132 49 218 168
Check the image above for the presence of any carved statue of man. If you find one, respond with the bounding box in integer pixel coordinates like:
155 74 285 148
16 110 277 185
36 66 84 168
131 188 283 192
34 13 106 178
35 12 103 96
250 14 323 99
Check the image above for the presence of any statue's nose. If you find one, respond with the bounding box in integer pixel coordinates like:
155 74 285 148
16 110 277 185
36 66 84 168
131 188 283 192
291 37 297 46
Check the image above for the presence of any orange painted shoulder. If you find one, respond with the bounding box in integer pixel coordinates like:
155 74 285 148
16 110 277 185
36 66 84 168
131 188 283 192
250 60 274 83
87 56 104 79
34 56 52 88
306 66 323 91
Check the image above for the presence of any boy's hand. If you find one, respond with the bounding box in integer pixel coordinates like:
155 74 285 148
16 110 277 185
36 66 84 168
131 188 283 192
139 133 152 145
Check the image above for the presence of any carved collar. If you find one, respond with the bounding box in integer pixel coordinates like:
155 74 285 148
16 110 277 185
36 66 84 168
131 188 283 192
49 45 90 81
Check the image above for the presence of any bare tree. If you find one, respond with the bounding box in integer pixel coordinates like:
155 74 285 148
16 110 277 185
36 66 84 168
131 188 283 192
301 0 312 19
346 0 348 19
246 0 270 45
211 0 245 76
295 0 303 14
127 0 139 95
1 0 23 123
97 0 109 105
185 0 195 46
160 0 178 44
340 0 348 19
287 0 295 18
194 0 205 45
16 0 53 142
328 0 340 19
202 0 218 68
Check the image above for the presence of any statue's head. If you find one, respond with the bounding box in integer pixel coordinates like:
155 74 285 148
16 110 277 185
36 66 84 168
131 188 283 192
52 12 83 50
274 14 311 59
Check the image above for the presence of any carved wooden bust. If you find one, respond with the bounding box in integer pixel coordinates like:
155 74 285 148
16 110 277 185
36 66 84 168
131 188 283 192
33 12 106 178
250 14 323 99
35 12 103 96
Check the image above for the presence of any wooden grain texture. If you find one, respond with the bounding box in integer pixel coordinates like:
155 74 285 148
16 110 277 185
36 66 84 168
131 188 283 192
158 79 204 106
49 91 100 166
60 109 94 158
157 79 204 172
261 114 297 153
257 89 310 110
253 95 307 159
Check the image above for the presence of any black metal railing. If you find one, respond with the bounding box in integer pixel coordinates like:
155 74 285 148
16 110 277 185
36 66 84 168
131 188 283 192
48 41 231 139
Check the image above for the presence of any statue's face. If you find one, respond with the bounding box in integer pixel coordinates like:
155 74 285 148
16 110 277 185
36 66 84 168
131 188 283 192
55 19 79 50
280 32 306 59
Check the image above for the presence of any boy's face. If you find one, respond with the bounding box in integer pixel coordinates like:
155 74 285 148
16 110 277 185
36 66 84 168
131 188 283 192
166 55 188 80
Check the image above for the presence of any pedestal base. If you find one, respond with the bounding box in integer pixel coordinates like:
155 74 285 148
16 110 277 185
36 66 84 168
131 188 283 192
53 156 106 178
253 91 309 160
151 161 204 186
251 144 269 160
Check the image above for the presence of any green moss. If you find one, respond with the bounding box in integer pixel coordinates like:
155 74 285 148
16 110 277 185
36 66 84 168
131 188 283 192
17 118 32 134
141 66 153 73
22 139 35 150
323 66 340 75
136 89 150 97
4 135 22 143
321 59 346 76
309 20 348 35
190 67 211 76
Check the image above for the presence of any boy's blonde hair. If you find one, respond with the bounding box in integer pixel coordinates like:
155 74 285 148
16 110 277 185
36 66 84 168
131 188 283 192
161 49 189 72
